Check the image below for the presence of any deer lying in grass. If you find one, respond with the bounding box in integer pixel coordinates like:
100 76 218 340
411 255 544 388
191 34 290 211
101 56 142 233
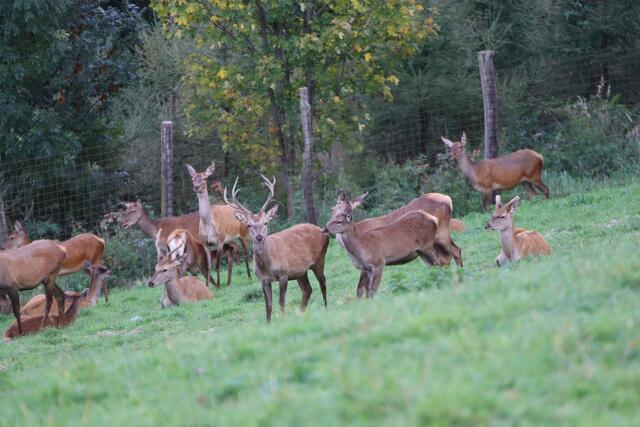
330 191 463 269
165 229 214 288
0 240 67 335
4 293 83 341
485 195 551 266
324 192 441 298
149 232 213 308
225 175 329 322
19 262 111 317
442 132 549 209
186 162 252 287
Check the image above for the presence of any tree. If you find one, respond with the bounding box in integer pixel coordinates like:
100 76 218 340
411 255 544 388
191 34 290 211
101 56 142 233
152 0 436 219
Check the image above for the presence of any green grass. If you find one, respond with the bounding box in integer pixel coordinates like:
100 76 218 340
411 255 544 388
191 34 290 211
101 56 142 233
1 183 639 426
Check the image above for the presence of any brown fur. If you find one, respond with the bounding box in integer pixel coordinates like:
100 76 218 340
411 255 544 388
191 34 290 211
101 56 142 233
443 132 549 209
167 229 213 288
20 263 111 317
0 221 30 250
485 196 552 266
119 199 201 245
4 293 82 340
0 240 67 335
326 198 440 298
148 250 213 308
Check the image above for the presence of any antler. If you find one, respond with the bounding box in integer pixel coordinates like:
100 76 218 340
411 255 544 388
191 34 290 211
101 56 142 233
259 173 276 212
223 177 252 215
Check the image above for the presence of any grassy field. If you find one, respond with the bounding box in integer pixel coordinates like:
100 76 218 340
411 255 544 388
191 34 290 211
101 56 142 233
1 183 639 426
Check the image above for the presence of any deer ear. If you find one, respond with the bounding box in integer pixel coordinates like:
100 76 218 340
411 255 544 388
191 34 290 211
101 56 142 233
234 211 248 224
350 192 368 209
83 261 93 274
337 189 346 203
136 198 142 207
97 265 109 275
185 164 197 177
461 132 467 145
506 196 520 213
495 195 503 208
204 162 215 177
265 205 278 221
14 221 23 232
441 137 454 148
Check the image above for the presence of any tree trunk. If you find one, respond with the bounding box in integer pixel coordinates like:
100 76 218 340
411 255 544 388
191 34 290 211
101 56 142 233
161 120 174 217
478 50 499 159
299 87 317 224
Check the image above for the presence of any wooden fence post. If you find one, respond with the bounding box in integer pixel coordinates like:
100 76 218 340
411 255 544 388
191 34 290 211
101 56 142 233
299 87 317 225
161 120 174 217
478 50 499 159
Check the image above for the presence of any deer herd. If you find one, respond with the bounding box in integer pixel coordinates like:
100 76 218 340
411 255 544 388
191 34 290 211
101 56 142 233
0 132 553 339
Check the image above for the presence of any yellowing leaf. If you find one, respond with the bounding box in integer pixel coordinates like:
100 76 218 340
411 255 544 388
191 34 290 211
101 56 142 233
387 75 400 86
364 52 373 62
217 68 228 79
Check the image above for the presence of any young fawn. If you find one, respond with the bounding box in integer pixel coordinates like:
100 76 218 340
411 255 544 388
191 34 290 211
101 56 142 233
149 233 213 308
485 195 551 266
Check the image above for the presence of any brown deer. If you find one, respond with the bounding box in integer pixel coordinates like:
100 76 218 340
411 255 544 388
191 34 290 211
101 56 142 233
0 226 108 301
225 175 329 322
149 233 213 308
0 240 67 335
186 162 252 287
19 262 111 317
0 221 30 250
485 195 551 266
324 192 441 298
442 132 549 209
165 228 214 288
4 293 83 340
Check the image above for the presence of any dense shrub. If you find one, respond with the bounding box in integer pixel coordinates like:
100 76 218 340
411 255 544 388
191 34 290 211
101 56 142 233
102 229 156 288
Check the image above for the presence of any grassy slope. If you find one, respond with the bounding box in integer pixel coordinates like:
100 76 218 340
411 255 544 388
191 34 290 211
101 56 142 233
1 183 639 426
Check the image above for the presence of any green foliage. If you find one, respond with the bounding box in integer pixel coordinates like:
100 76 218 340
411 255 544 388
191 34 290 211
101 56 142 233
1 183 639 425
103 229 156 288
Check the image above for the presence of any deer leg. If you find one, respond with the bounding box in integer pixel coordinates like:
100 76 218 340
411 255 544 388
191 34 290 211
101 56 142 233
52 283 65 328
435 228 463 268
42 288 54 328
367 265 384 297
226 251 233 287
481 191 492 210
215 250 221 289
6 288 22 336
533 179 550 198
240 238 251 279
356 270 368 299
262 280 273 322
278 276 288 314
203 246 212 288
296 274 313 312
521 181 538 199
311 266 327 308
102 280 110 303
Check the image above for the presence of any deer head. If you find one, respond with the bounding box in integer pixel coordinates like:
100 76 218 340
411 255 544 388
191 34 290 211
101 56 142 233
1 221 29 250
323 191 368 234
120 199 144 228
485 195 520 231
148 231 185 288
186 162 215 194
224 174 277 245
441 132 467 161
82 261 112 280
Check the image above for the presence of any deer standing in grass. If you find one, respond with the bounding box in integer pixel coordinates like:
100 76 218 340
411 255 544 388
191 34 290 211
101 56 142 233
149 231 212 308
4 293 83 340
485 195 551 266
324 192 441 298
442 132 549 209
0 240 67 336
186 162 252 287
19 262 111 317
225 175 329 322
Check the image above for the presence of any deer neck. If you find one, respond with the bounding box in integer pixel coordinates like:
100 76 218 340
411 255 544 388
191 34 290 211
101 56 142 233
458 151 477 182
252 239 272 275
137 210 159 239
499 221 518 260
196 189 218 245
164 270 184 305
336 224 367 268
85 275 104 306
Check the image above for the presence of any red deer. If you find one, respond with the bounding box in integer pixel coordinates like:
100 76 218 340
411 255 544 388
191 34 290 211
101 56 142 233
186 162 252 287
324 192 440 298
19 262 111 317
165 228 213 288
149 233 213 308
0 221 30 250
485 195 551 265
0 227 107 301
0 240 67 335
442 132 549 209
225 175 329 322
4 293 83 340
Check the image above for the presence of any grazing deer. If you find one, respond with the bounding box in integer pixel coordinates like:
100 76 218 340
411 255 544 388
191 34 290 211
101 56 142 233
225 175 329 322
324 192 441 298
0 221 30 250
149 233 213 308
442 132 549 209
186 162 252 287
0 240 67 335
485 195 551 266
4 293 83 341
19 262 111 317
